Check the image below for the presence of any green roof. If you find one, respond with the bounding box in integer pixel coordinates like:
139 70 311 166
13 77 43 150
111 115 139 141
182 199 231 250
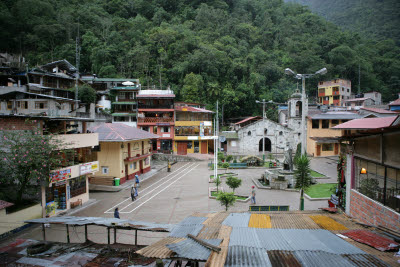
110 86 139 90
111 113 137 116
82 77 139 82
112 102 137 105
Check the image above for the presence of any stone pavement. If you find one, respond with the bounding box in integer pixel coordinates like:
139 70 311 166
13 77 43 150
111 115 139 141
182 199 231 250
310 156 339 184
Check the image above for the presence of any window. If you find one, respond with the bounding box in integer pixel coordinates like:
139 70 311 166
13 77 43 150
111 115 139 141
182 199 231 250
322 120 329 128
102 167 109 174
153 126 157 134
35 101 47 109
7 101 12 110
322 144 333 151
264 129 268 135
279 131 283 136
187 142 192 149
333 96 340 100
341 87 344 91
70 176 87 198
331 120 339 126
347 89 349 93
118 92 125 99
115 116 128 122
318 88 325 94
319 82 323 85
142 126 149 132
312 120 319 129
161 127 170 133
231 141 237 147
133 162 137 170
248 131 251 136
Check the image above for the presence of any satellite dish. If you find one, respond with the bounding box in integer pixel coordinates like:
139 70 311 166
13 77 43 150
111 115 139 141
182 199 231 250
122 81 134 86
219 136 226 142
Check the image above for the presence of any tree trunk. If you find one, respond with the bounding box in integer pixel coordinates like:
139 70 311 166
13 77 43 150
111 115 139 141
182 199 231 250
299 189 303 210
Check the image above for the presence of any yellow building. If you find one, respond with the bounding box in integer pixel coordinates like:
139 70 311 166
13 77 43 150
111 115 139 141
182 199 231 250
90 123 158 184
173 102 215 155
318 79 351 106
307 111 360 157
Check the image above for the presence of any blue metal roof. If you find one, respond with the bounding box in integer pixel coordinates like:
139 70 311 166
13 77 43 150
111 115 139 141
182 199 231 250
222 213 251 227
166 238 221 261
225 246 272 267
168 224 204 238
179 216 208 225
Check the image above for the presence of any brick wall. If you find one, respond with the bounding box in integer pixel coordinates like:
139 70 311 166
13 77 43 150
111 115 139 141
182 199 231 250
350 189 400 232
0 117 41 131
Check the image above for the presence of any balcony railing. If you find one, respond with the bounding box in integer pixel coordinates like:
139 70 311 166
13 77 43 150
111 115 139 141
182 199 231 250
138 104 174 109
137 117 173 123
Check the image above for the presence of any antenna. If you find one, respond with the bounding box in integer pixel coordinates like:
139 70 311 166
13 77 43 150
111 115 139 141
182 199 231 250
75 19 80 108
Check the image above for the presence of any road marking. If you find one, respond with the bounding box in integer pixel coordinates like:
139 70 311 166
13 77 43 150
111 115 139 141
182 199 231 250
117 163 196 212
103 162 191 213
120 163 200 214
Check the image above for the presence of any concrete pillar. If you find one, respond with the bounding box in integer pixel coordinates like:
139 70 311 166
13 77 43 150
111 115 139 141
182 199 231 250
345 153 352 215
41 185 46 218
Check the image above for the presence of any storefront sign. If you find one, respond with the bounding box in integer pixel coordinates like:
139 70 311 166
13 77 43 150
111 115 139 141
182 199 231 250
45 201 56 216
49 168 71 184
157 123 170 126
204 121 212 126
80 162 99 175
55 180 67 187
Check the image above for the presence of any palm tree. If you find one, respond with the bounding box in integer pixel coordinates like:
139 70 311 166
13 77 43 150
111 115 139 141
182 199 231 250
294 154 312 210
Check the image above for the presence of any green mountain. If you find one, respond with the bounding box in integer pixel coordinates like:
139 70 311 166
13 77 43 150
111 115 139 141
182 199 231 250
286 0 400 44
1 0 399 118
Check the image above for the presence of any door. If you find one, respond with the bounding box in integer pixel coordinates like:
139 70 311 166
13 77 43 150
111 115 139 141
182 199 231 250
125 164 129 180
201 141 207 154
177 142 187 155
316 144 321 156
139 160 143 174
334 143 339 155
142 141 144 155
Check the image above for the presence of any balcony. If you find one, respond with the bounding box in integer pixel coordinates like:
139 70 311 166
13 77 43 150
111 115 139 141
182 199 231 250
124 153 152 162
138 104 174 109
50 161 99 183
54 133 99 149
137 117 174 124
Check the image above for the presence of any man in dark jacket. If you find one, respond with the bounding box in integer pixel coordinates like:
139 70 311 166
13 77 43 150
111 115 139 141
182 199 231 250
114 207 120 219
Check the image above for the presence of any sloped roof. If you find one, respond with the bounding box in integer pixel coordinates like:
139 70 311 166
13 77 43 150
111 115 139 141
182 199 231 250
0 200 13 210
235 116 262 125
40 59 76 72
360 107 398 114
88 123 159 141
175 106 214 113
309 112 360 120
344 97 373 102
333 116 399 130
389 98 400 106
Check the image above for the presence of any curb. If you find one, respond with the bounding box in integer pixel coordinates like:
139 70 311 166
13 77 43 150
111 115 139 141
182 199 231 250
304 194 330 201
252 178 300 192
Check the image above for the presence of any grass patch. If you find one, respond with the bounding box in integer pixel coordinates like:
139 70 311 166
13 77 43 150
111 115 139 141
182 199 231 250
211 191 248 200
305 183 337 198
310 170 326 178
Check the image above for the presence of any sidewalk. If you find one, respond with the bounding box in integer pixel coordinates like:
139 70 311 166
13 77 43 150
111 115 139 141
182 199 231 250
310 156 338 184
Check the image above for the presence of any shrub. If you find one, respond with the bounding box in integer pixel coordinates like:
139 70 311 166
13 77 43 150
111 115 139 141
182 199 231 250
216 192 236 211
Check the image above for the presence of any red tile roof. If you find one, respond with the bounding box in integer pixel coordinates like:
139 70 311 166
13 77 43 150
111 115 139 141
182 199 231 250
343 97 373 102
175 106 214 113
360 107 399 114
389 98 400 106
0 200 14 210
89 123 159 141
333 116 398 130
234 116 262 125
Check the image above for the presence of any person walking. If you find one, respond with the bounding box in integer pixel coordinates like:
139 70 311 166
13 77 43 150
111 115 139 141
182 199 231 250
131 184 136 201
134 182 138 198
114 207 120 219
135 174 140 188
251 186 256 204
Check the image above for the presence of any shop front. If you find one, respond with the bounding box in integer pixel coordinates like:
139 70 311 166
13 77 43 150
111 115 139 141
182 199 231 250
41 161 99 217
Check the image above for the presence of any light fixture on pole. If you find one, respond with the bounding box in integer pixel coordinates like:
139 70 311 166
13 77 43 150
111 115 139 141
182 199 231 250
256 99 267 161
284 67 327 156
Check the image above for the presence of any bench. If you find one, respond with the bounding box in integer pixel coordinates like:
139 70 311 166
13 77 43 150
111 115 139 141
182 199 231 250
70 199 82 209
229 163 248 169
249 205 289 212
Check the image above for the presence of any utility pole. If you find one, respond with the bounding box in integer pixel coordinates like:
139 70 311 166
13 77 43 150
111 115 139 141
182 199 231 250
75 20 80 109
358 63 361 94
256 99 267 161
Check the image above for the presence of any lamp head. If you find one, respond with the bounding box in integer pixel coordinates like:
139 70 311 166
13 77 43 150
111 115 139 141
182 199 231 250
360 168 367 174
315 67 327 75
284 68 296 76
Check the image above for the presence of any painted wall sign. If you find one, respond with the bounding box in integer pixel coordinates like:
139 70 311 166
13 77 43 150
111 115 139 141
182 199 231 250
49 168 71 184
80 162 99 175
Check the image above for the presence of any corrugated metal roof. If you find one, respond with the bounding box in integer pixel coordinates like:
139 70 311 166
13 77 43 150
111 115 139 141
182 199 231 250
332 116 398 130
248 214 271 228
88 123 159 141
294 250 355 267
229 229 365 254
166 238 221 261
25 216 173 231
225 246 271 267
343 254 390 267
168 224 204 238
267 250 301 267
234 116 262 125
270 214 320 229
343 230 399 252
310 112 360 120
389 98 400 106
179 216 207 225
203 212 229 226
197 226 221 239
206 225 232 267
360 107 398 114
136 237 185 259
309 215 348 231
0 200 13 210
222 213 251 227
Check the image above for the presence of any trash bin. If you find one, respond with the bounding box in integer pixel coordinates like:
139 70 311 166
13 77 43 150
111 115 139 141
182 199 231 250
114 178 120 186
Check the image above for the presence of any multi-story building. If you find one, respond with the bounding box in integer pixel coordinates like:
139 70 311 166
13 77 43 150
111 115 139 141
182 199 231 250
318 79 351 106
89 123 158 185
110 80 140 126
137 89 175 153
174 102 214 155
307 110 360 157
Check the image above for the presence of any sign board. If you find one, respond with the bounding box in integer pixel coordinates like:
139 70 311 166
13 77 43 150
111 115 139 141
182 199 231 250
201 136 218 140
49 168 71 184
200 122 204 137
80 162 99 175
162 133 170 138
157 123 170 126
204 121 212 126
188 136 199 140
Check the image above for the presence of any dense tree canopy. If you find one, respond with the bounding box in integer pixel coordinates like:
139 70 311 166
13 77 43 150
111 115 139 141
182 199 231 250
2 0 399 118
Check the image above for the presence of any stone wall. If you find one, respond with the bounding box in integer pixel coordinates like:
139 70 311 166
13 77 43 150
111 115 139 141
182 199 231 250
152 153 202 162
350 189 400 232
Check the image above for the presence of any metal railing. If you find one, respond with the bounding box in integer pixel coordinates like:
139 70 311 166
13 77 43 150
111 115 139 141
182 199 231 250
137 117 173 123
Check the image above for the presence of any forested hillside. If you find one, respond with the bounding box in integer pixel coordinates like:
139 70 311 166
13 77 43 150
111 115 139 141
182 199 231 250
286 0 400 45
1 0 399 117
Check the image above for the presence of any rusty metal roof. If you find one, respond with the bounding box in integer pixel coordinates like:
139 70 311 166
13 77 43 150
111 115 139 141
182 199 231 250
225 246 271 267
343 230 399 252
267 250 301 267
270 214 320 229
25 216 173 232
136 237 185 259
343 254 390 267
294 250 358 266
166 238 221 261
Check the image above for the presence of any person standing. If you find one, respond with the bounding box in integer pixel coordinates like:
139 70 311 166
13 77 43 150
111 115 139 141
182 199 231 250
131 184 136 201
251 186 256 204
134 182 138 198
114 207 120 219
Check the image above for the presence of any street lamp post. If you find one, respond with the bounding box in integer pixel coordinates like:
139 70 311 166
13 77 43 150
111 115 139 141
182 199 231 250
256 99 266 161
284 68 327 156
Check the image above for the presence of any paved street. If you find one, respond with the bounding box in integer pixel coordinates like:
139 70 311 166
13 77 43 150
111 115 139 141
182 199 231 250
4 161 329 246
